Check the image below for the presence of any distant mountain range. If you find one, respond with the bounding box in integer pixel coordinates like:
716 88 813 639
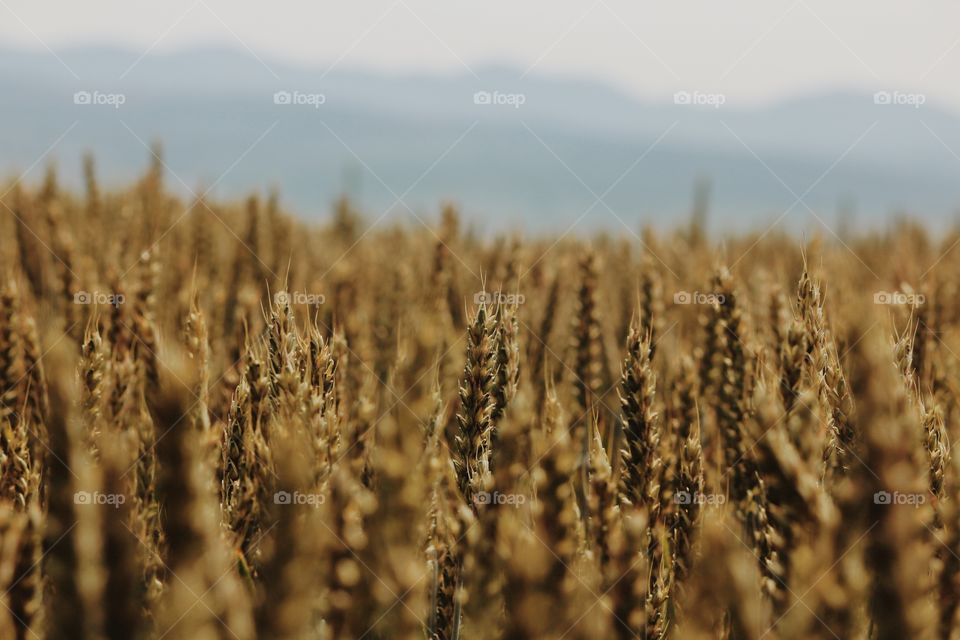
1 46 959 232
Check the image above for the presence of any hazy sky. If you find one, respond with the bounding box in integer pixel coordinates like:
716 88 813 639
3 1 960 108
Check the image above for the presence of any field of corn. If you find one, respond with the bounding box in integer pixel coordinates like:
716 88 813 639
1 152 959 640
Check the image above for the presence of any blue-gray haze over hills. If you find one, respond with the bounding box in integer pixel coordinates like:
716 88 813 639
1 46 959 233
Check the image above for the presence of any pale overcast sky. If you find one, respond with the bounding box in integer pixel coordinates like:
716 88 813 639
3 0 960 108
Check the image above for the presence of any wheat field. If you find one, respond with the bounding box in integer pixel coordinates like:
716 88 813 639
0 154 958 640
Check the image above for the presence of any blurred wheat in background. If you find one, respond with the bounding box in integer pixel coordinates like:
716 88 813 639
1 151 959 640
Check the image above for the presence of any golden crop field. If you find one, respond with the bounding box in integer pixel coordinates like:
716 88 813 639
1 154 958 640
